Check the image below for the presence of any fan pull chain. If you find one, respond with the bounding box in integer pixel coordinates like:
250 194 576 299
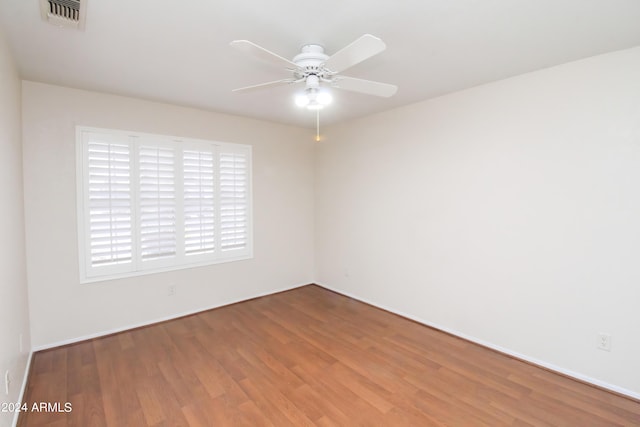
316 109 320 142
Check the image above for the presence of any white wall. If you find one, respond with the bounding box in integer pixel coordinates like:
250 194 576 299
22 82 315 349
316 46 640 396
0 27 31 427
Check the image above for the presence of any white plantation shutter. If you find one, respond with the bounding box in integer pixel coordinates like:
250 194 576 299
183 149 216 256
219 149 249 253
86 139 133 269
77 127 252 283
138 144 177 262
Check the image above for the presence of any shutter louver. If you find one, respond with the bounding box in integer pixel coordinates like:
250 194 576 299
139 145 177 261
87 141 133 267
184 150 216 255
219 151 249 252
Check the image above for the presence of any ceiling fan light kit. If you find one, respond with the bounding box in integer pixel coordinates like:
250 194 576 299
294 74 333 110
295 89 333 110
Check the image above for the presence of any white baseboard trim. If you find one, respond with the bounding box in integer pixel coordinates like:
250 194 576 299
12 350 33 427
32 282 309 352
315 282 640 401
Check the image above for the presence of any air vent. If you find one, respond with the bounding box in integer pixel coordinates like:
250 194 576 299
40 0 87 30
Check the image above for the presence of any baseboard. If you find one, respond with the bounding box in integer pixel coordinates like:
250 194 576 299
314 282 640 402
32 282 309 352
12 350 33 427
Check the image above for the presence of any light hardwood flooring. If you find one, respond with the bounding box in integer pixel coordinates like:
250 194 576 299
18 285 640 426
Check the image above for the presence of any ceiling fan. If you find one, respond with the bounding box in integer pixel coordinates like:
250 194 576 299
230 34 398 110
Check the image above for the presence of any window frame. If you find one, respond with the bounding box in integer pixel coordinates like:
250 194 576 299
76 126 253 284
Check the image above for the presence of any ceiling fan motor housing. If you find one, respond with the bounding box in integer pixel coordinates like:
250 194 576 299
293 45 331 81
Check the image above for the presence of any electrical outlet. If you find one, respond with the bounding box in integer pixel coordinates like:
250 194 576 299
597 333 612 351
168 285 176 296
4 370 10 395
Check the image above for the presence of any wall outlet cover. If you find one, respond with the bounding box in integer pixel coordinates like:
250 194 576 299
597 333 612 351
4 370 10 395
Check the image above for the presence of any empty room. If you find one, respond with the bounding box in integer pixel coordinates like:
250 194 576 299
1 0 640 426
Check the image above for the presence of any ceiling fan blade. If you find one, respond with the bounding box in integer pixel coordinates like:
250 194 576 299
230 40 298 69
232 79 297 93
323 34 387 73
333 76 398 97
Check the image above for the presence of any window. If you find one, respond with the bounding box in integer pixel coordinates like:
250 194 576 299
76 127 252 283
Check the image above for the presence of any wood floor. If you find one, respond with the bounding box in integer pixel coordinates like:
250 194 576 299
19 285 640 426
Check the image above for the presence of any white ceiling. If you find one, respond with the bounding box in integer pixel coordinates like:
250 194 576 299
2 0 640 128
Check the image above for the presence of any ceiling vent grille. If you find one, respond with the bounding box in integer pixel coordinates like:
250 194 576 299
40 0 86 30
